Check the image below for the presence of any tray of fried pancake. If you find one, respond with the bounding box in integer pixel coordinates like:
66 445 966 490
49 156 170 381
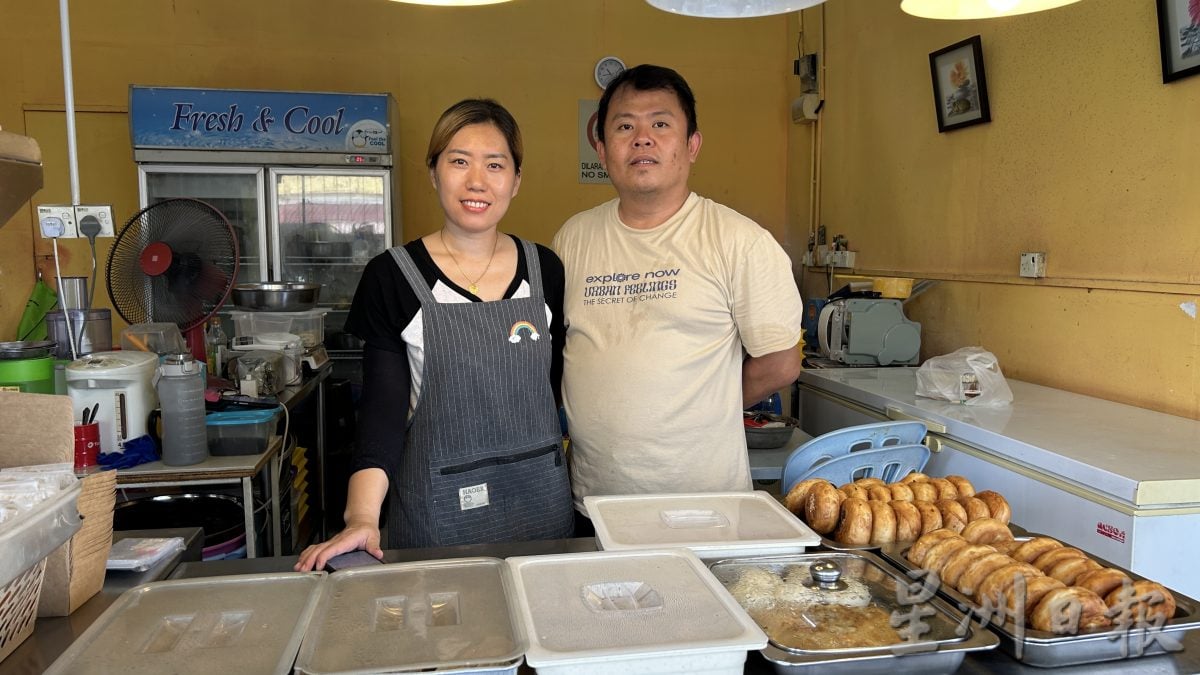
876 520 1200 667
782 472 1012 550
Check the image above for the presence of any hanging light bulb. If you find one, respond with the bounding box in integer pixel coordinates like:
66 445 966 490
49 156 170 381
387 0 513 5
645 0 827 19
900 0 1082 20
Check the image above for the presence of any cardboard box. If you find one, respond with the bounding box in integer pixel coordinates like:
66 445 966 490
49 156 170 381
38 470 115 616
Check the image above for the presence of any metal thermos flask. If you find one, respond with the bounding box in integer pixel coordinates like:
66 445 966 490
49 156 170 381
155 353 208 466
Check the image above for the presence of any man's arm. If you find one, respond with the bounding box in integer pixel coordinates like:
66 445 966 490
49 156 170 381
743 344 803 408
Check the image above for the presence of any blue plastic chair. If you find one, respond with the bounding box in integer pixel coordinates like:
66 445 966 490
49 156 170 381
780 421 929 493
787 444 931 489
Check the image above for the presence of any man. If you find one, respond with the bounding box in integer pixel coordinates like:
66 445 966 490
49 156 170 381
553 64 804 511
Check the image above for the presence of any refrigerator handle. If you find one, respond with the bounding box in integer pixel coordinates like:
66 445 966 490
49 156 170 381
884 405 948 436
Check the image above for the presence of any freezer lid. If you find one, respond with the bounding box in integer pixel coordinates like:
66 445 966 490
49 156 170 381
799 368 1200 507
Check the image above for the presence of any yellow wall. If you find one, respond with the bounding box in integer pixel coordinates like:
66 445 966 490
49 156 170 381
9 0 1192 421
0 0 799 341
811 0 1200 418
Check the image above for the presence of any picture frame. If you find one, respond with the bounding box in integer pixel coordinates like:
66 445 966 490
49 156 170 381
1156 0 1200 83
929 35 991 133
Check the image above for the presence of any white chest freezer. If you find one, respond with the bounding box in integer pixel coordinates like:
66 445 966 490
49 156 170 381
797 367 1200 599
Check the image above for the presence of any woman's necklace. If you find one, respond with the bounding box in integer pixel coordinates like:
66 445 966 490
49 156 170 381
439 229 499 296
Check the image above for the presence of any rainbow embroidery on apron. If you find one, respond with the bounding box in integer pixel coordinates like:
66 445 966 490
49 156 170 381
508 320 540 343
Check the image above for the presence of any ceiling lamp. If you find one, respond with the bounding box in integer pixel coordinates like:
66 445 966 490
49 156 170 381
387 0 512 5
645 0 827 19
900 0 1082 19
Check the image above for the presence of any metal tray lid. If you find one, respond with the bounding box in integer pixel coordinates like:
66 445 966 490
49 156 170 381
709 551 998 660
506 548 767 667
44 572 325 675
294 557 525 675
584 491 821 558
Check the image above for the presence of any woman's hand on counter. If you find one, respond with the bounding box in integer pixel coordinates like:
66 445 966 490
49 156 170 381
294 522 383 571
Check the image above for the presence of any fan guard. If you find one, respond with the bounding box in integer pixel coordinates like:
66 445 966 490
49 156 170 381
107 198 239 353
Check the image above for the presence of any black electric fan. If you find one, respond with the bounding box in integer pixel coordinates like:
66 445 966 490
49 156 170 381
106 198 239 362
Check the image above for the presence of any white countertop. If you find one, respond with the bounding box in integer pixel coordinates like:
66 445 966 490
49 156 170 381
799 368 1200 507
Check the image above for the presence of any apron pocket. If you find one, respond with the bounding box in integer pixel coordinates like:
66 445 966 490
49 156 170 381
429 443 571 545
439 443 562 475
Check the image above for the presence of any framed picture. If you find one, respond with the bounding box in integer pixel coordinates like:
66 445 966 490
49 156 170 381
1156 0 1200 83
929 35 991 133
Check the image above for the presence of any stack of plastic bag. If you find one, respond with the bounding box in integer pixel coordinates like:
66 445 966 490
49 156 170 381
915 346 1013 407
0 463 78 528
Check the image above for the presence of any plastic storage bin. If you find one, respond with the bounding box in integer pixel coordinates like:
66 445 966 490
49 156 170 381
506 549 767 675
206 406 282 456
584 491 821 560
44 572 324 674
229 310 327 348
119 323 186 355
0 483 83 664
295 557 525 674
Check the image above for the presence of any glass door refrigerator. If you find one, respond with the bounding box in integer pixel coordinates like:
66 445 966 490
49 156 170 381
132 87 400 388
132 87 398 548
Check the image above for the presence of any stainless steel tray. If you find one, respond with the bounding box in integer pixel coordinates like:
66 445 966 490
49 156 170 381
817 536 878 552
816 516 1033 554
879 538 1200 668
710 550 997 675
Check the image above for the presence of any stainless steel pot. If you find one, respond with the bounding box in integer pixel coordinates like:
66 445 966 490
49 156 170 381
230 282 321 311
308 240 352 260
0 340 56 360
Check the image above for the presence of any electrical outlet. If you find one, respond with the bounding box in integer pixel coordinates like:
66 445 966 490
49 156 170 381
828 250 857 268
74 205 115 237
1020 252 1046 278
37 204 77 238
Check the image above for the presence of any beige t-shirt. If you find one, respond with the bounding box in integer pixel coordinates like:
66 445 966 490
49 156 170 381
552 193 803 508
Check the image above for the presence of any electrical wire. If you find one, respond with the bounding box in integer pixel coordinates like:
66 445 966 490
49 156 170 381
51 238 78 361
77 216 102 357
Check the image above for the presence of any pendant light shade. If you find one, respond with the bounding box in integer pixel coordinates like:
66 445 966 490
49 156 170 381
645 0 827 19
900 0 1082 20
387 0 512 5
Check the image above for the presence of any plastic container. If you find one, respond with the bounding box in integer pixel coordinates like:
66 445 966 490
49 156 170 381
585 491 821 560
0 354 55 394
46 309 112 360
43 572 324 675
0 482 83 664
506 549 767 675
154 354 208 466
295 557 525 675
228 349 288 395
119 322 186 355
206 406 282 456
229 309 327 348
230 333 302 386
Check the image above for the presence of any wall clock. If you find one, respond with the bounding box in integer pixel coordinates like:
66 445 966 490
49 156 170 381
594 56 626 90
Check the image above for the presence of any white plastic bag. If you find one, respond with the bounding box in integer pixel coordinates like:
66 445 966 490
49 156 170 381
915 346 1013 407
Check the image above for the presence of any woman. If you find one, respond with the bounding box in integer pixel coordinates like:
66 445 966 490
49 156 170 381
296 99 573 571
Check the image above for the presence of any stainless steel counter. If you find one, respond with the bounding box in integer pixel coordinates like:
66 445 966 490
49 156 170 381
0 527 204 675
6 534 1197 674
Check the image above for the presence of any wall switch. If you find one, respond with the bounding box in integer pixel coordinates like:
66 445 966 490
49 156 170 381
1020 252 1047 278
74 205 115 237
37 205 77 238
